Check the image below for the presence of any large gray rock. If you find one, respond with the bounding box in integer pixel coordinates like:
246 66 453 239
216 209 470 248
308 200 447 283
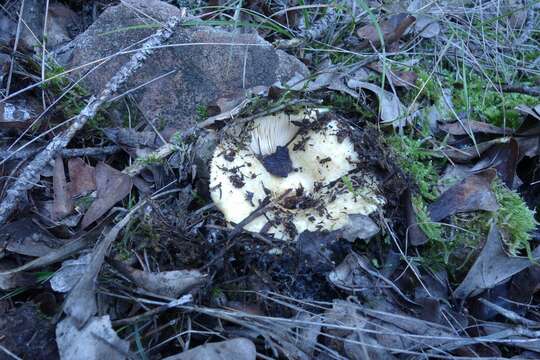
57 0 309 131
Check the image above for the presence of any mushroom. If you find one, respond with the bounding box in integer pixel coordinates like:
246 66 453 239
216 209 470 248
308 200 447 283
209 109 384 241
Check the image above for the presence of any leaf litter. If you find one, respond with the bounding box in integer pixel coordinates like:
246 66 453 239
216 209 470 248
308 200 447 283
0 0 539 359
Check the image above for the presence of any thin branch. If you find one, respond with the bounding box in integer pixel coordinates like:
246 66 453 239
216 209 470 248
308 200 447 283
501 84 540 97
0 14 185 225
0 145 121 161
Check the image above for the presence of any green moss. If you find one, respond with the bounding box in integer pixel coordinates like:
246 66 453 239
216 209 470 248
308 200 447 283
327 93 373 117
389 132 536 269
421 179 537 270
452 72 537 128
492 180 538 255
412 195 443 241
44 61 110 129
195 104 209 121
387 135 439 201
135 152 164 166
416 68 443 103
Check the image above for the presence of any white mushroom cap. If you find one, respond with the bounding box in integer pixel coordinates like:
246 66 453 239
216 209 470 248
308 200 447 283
210 110 384 241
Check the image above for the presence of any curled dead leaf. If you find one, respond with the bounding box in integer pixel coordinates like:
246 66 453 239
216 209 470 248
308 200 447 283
81 162 132 229
429 169 499 221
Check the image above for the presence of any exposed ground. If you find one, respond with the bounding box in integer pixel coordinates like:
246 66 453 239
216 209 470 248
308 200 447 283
0 0 539 359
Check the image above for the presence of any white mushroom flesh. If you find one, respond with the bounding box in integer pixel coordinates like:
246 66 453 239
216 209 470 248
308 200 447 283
210 110 385 240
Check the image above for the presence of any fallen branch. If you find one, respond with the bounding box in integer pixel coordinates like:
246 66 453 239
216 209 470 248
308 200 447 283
0 14 185 225
501 84 540 97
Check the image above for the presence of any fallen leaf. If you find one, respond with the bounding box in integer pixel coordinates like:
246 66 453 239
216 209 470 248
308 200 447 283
36 200 84 228
67 158 96 198
53 156 74 220
162 338 256 360
516 104 540 122
1 218 65 257
470 138 519 187
356 13 415 47
414 15 440 38
50 254 92 293
296 230 339 273
0 236 89 290
454 224 540 298
442 139 504 163
439 120 511 136
340 214 380 242
81 162 132 229
327 252 373 291
111 259 205 298
64 203 144 327
56 316 130 360
437 164 473 193
346 79 409 127
429 169 499 221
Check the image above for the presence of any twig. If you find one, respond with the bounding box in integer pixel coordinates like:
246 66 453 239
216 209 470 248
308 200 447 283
0 15 185 225
0 344 22 360
201 190 291 271
0 145 121 161
112 294 192 327
500 84 540 97
478 298 539 327
122 143 178 177
5 0 25 96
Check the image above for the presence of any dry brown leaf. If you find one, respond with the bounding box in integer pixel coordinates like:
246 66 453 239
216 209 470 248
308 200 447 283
455 224 540 298
81 162 132 229
439 120 511 136
111 259 205 298
516 104 540 122
67 158 96 198
53 156 74 220
442 138 506 162
356 13 415 48
429 169 499 221
470 138 519 187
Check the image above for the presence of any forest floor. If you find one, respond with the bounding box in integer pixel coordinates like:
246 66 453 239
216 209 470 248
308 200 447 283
0 1 539 359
